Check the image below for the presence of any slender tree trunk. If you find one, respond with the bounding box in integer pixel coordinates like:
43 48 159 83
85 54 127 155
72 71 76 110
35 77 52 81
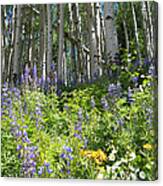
73 3 82 83
142 1 151 60
87 3 96 80
95 3 102 76
28 11 34 66
68 3 76 83
122 19 129 52
1 6 6 81
131 2 141 60
42 5 46 82
63 43 67 86
121 3 129 52
100 4 106 74
104 2 118 61
47 4 53 76
13 5 22 84
8 5 16 81
152 2 158 74
147 1 154 61
57 4 64 85
39 5 44 77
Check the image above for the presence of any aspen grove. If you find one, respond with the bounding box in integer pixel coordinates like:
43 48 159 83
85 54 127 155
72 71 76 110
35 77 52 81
1 2 158 180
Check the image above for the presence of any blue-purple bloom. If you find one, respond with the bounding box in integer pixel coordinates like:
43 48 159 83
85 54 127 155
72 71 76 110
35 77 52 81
108 82 121 98
74 133 82 139
78 108 83 120
38 166 44 175
44 162 50 167
47 168 53 174
132 76 138 83
33 63 37 82
63 146 73 153
60 153 67 159
90 97 95 108
16 145 22 151
24 64 29 84
127 87 135 104
101 97 109 110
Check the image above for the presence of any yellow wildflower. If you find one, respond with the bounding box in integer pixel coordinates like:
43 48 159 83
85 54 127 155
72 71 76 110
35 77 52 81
80 149 107 165
143 143 153 150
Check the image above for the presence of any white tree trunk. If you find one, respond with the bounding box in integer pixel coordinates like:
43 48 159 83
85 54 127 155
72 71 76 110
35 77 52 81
147 1 154 60
142 1 152 60
87 3 96 80
95 3 102 76
1 7 5 80
131 2 141 60
122 19 129 52
42 5 46 82
58 4 64 84
68 3 76 82
47 4 53 76
13 5 22 78
104 2 118 61
74 3 82 83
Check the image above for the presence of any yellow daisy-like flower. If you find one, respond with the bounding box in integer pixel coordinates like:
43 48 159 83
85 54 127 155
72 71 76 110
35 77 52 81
143 143 153 150
80 149 107 165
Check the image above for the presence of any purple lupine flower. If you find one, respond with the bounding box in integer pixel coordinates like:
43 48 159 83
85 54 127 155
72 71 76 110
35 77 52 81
33 63 37 82
22 136 31 144
144 58 150 66
64 104 69 111
20 74 24 84
23 125 28 129
18 153 22 159
60 169 64 173
117 119 124 126
78 108 83 120
60 153 67 159
16 145 22 151
50 63 55 71
31 167 36 175
67 154 73 160
132 76 138 83
74 121 82 131
47 168 53 174
30 146 38 151
74 133 82 139
146 107 153 127
2 92 8 97
2 83 8 92
90 97 95 108
29 153 35 159
40 75 45 87
85 112 89 121
127 87 134 104
57 89 62 96
148 65 155 76
63 146 73 153
47 76 50 84
16 130 22 137
23 130 28 136
108 83 121 98
67 161 70 166
67 170 70 174
101 97 109 110
134 59 140 67
84 138 88 149
35 106 42 115
38 166 44 176
31 161 37 167
24 64 29 84
44 162 50 167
